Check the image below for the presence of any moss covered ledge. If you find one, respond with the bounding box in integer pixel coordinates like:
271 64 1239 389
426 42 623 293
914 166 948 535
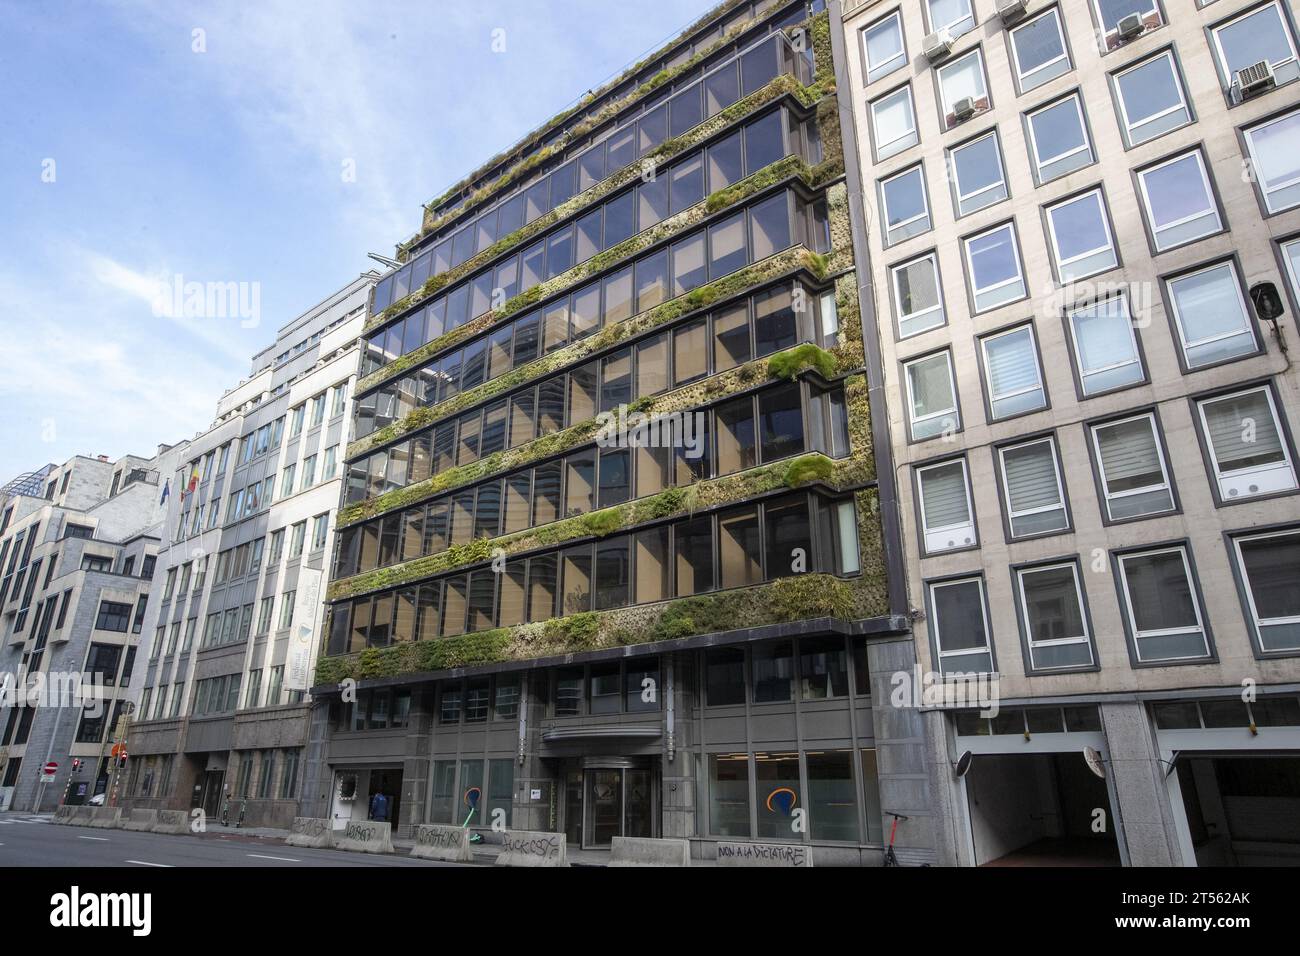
315 567 882 687
327 449 873 603
350 246 833 460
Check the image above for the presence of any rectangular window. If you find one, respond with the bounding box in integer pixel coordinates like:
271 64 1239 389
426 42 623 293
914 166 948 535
879 164 931 246
1244 109 1300 214
980 324 1046 419
916 458 976 553
1091 412 1175 520
891 252 945 338
904 350 960 440
1136 150 1222 251
1117 546 1210 662
1009 7 1072 91
1210 1 1300 95
963 222 1025 313
949 131 1006 216
1017 562 1094 670
870 85 918 160
998 436 1069 538
929 577 993 673
1231 528 1300 652
937 48 989 129
1196 386 1297 499
1094 0 1161 44
1166 261 1256 367
862 10 906 84
1111 50 1191 145
1026 93 1093 182
708 754 750 837
1067 294 1144 395
1046 189 1117 281
926 0 975 38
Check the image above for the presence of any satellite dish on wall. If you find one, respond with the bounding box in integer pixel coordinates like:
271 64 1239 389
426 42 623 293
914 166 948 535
1083 746 1106 780
954 750 974 778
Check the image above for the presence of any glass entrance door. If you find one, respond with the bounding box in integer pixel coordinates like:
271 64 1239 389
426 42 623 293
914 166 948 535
577 766 656 847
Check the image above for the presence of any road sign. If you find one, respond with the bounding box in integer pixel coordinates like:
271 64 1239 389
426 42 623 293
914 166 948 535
111 742 126 759
44 761 58 775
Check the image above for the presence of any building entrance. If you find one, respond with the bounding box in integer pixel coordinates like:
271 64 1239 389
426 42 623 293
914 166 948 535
560 757 656 848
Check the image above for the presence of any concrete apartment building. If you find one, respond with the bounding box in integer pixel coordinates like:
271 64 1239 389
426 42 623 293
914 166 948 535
299 0 944 864
120 272 377 828
0 446 188 812
832 0 1300 865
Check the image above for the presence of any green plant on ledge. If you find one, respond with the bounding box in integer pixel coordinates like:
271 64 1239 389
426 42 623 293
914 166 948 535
767 343 837 381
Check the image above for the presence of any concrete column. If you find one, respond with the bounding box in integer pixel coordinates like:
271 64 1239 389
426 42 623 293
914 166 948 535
1099 700 1183 866
661 652 696 839
298 698 332 818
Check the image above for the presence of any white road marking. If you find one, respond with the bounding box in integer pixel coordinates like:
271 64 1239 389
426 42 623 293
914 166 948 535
125 860 173 867
247 853 301 862
78 835 110 841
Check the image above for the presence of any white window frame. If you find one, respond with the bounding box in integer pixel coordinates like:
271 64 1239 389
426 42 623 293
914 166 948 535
998 436 1069 539
1025 93 1093 183
1111 49 1191 146
904 350 960 441
1195 385 1297 499
937 48 989 129
1016 561 1095 671
1009 7 1072 91
1283 237 1300 303
948 130 1008 216
862 9 907 85
1136 149 1222 251
916 457 976 554
1231 527 1300 652
1045 188 1118 282
1210 0 1300 95
1243 108 1300 214
979 324 1047 419
870 84 918 161
963 222 1026 313
891 252 946 338
879 164 932 246
1090 412 1175 521
1116 546 1211 663
1066 294 1145 396
1165 260 1256 369
926 0 975 38
929 576 994 675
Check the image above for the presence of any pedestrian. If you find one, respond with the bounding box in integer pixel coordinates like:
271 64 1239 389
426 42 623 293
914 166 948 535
369 789 388 822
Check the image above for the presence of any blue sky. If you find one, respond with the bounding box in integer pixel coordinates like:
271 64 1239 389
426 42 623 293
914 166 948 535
0 0 710 481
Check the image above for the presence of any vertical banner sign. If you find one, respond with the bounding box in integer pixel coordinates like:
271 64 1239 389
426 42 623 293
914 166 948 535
286 567 323 691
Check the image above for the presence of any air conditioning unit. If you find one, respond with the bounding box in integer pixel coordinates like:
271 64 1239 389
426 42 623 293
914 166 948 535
995 0 1028 22
923 28 954 62
952 96 977 121
1236 60 1277 99
1116 12 1145 40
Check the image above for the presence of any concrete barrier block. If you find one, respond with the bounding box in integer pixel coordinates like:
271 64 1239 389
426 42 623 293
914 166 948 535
333 820 393 854
285 817 333 849
86 807 122 829
495 830 567 867
411 824 474 863
609 836 691 867
152 809 191 835
715 841 813 867
53 805 75 825
121 809 159 832
69 805 95 827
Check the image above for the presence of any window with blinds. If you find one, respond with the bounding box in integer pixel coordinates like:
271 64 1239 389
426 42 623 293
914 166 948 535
1197 387 1297 500
981 325 1045 419
917 459 976 553
1092 413 1174 520
905 351 959 440
929 577 993 674
1167 262 1256 368
1068 295 1144 395
999 437 1068 537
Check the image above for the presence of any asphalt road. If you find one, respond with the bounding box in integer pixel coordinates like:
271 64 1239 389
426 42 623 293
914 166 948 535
0 813 459 867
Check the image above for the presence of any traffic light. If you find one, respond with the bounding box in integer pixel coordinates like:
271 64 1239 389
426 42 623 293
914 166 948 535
71 758 81 772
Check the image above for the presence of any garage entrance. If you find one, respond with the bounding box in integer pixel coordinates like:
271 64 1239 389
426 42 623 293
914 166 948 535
1176 756 1300 866
966 752 1120 866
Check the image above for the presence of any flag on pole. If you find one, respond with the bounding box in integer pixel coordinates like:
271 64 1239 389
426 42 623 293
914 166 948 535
160 479 170 506
183 465 200 499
